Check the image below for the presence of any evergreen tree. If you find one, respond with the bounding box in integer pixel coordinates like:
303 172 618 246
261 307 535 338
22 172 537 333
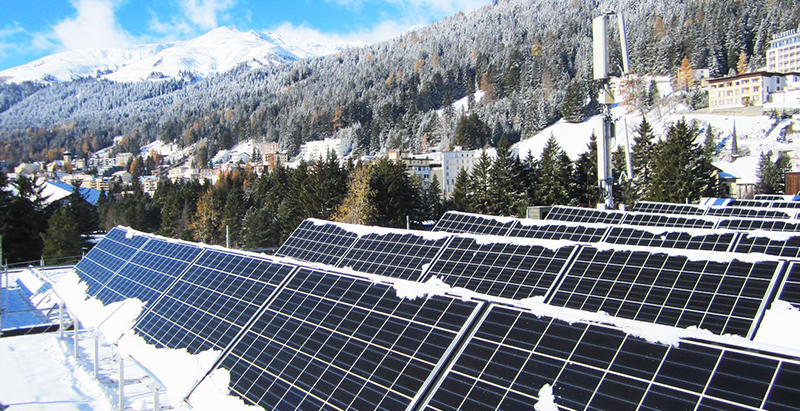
420 174 445 222
450 168 470 212
648 119 716 202
531 135 572 206
646 78 660 110
487 136 526 216
631 118 656 200
561 80 585 123
277 162 311 242
65 183 100 252
467 151 493 213
571 133 600 207
454 113 491 149
40 207 82 265
757 152 792 194
369 158 421 228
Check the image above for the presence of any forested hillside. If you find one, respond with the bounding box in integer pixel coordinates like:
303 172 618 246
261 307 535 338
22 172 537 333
0 0 798 164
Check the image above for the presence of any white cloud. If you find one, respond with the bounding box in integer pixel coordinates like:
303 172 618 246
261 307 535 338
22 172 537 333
270 20 409 45
178 0 237 30
51 0 134 50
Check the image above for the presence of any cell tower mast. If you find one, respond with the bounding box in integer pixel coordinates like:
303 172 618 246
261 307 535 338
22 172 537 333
593 10 630 209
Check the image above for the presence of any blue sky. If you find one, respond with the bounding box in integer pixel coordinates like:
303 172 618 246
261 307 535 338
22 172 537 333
0 0 492 71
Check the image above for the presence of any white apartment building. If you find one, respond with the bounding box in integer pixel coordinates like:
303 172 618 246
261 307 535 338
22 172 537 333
707 71 796 110
767 29 800 73
411 148 482 197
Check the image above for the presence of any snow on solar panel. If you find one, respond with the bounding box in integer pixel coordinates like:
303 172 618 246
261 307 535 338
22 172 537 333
275 219 359 265
604 226 737 252
424 236 577 300
728 199 773 208
733 231 800 259
420 305 800 411
336 231 451 281
93 240 203 305
621 213 718 229
717 218 800 232
134 249 296 354
547 246 782 337
544 206 625 224
776 262 800 309
216 268 482 410
432 211 518 235
706 206 794 220
631 201 706 215
508 219 610 243
771 201 800 209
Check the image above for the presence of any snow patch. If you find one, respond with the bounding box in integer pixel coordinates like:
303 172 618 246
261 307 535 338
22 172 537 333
187 368 263 411
308 218 452 241
393 277 452 300
534 384 557 411
754 300 800 351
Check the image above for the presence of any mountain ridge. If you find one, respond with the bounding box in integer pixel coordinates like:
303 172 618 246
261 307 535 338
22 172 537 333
0 26 365 84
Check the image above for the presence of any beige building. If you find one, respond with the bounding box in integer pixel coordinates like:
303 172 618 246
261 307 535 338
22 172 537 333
767 29 800 73
707 72 794 110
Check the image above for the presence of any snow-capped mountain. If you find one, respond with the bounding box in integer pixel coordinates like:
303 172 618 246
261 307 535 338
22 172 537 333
0 26 365 84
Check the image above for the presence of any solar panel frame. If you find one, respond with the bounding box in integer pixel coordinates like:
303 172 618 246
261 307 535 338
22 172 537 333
705 206 794 220
508 219 610 243
419 305 800 411
774 262 800 310
604 226 737 252
547 246 784 338
432 211 518 236
214 268 484 411
425 235 579 300
544 206 625 224
622 213 718 229
631 201 707 215
275 219 360 265
716 218 800 232
336 231 452 281
133 248 298 354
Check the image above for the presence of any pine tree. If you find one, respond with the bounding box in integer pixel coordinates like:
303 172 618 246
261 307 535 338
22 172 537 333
40 208 83 265
487 136 526 216
677 56 695 91
561 80 585 123
467 151 493 213
370 158 421 228
647 119 716 202
631 118 656 199
420 174 445 221
571 133 600 207
757 152 791 194
450 168 470 212
532 135 572 205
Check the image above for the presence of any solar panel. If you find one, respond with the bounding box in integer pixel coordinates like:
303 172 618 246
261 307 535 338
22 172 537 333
545 206 625 224
728 199 773 208
336 231 451 281
548 246 782 337
275 219 359 265
771 201 800 209
622 213 718 229
631 201 706 215
777 262 800 309
424 236 577 300
134 249 296 353
706 206 794 220
74 227 149 295
432 211 517 235
93 240 203 305
508 220 610 243
420 305 800 411
216 268 482 410
604 226 736 252
733 232 800 259
754 194 787 201
717 218 800 232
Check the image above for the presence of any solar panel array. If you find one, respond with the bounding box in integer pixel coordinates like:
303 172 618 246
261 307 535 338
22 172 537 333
432 212 517 235
71 214 800 410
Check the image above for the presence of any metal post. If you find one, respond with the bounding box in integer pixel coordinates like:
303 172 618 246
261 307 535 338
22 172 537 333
74 319 80 358
59 302 65 338
149 380 162 411
226 225 230 249
93 331 99 379
119 357 125 410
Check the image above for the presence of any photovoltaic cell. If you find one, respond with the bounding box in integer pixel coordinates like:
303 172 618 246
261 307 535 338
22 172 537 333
508 221 609 243
548 246 781 337
218 268 481 411
706 207 793 220
754 194 786 201
717 218 800 232
728 199 772 208
275 219 359 265
421 306 800 411
134 249 296 353
336 232 450 281
604 226 736 252
777 262 800 309
94 240 202 305
770 201 800 210
733 233 800 259
425 236 576 300
622 213 717 229
432 211 517 235
545 206 625 224
74 227 149 295
631 201 706 215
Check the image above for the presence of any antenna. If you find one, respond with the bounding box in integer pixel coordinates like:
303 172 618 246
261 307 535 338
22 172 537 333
592 10 630 209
